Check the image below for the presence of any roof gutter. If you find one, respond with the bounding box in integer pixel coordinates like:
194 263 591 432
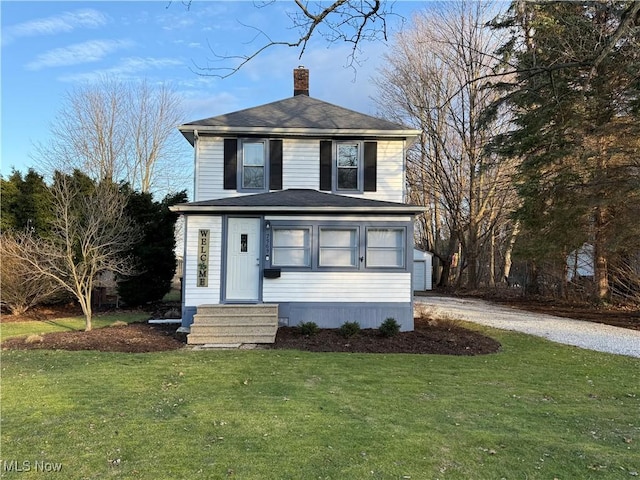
170 205 426 215
179 125 422 146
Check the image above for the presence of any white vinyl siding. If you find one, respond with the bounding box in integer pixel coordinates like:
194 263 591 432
367 140 404 202
263 271 411 303
282 139 319 190
194 137 406 202
195 137 226 202
183 215 222 305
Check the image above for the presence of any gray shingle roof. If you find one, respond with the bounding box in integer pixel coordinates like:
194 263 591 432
171 189 424 215
183 95 407 131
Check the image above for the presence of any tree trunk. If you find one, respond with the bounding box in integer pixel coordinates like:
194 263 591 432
438 259 452 288
501 221 520 284
78 289 93 331
85 309 93 332
593 206 610 302
559 248 568 300
465 224 479 289
489 226 496 287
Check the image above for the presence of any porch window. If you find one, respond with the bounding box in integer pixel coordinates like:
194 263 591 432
366 228 405 268
272 228 311 267
319 228 358 267
242 141 266 189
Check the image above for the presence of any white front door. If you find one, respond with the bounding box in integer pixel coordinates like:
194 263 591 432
225 217 261 301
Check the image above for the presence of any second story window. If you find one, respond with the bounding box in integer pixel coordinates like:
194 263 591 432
320 140 377 194
242 141 266 189
336 143 359 191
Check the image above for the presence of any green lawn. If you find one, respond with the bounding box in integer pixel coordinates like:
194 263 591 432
0 312 149 342
1 324 639 479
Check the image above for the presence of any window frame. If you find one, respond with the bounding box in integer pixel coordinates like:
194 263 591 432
318 226 360 269
365 227 407 269
239 139 268 192
334 141 363 193
271 226 312 268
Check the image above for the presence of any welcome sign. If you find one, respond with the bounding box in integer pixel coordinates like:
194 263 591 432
198 229 210 287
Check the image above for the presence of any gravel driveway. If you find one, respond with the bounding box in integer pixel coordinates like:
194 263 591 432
415 295 640 358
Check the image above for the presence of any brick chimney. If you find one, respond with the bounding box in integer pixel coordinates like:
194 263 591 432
293 66 309 96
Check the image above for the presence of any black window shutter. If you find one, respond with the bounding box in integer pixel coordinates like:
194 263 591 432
319 140 332 191
269 139 283 190
223 139 237 190
364 141 377 192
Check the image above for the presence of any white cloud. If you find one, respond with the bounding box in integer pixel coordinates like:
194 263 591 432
58 57 184 83
2 9 108 46
25 39 134 71
161 18 196 31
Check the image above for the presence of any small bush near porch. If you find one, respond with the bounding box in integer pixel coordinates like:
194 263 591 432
2 326 638 479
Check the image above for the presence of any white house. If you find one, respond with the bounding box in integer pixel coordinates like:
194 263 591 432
171 68 423 344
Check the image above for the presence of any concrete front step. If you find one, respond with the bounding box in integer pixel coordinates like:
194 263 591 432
192 314 276 326
188 324 276 335
196 304 278 316
188 334 276 344
187 304 278 345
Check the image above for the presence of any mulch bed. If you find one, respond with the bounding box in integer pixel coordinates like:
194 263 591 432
270 317 500 355
1 322 186 353
1 317 500 355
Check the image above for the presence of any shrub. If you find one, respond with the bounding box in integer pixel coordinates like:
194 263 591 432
298 321 319 336
118 190 187 307
339 321 361 338
379 317 400 338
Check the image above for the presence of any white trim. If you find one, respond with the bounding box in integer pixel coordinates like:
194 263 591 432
172 205 424 214
180 125 421 143
265 215 413 222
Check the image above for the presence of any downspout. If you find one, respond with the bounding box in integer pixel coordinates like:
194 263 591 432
193 129 199 201
178 214 190 333
402 138 407 203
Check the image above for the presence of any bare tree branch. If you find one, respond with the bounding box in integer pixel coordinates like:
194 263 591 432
35 77 187 195
375 0 520 288
589 0 640 79
187 1 394 78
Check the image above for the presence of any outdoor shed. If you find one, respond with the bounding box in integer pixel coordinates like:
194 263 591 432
413 249 433 291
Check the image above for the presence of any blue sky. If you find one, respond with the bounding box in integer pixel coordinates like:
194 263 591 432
1 1 427 180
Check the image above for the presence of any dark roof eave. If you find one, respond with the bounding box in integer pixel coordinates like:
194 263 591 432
170 205 425 215
179 126 421 146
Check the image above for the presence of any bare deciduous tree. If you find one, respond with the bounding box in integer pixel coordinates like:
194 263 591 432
36 77 187 194
374 0 520 288
0 233 65 316
8 175 141 331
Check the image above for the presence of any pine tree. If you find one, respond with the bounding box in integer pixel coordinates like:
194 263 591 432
491 1 640 300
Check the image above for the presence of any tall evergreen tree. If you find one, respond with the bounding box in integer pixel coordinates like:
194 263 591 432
490 1 640 300
0 169 54 234
117 189 187 306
